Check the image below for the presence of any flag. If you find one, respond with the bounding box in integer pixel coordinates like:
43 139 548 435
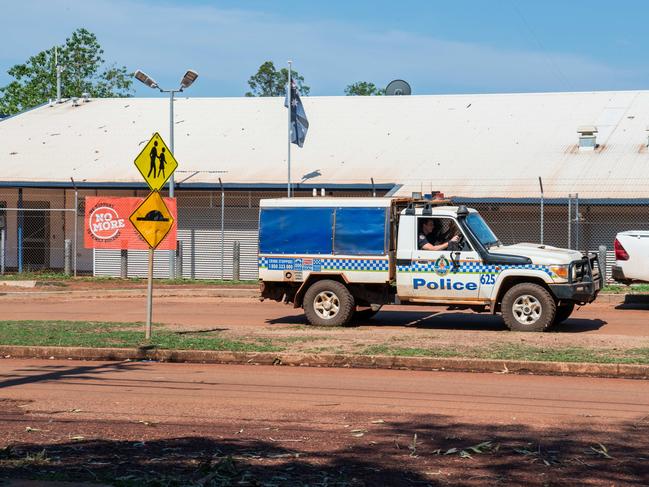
284 80 309 147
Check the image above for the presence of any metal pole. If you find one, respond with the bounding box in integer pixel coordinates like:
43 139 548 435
145 247 154 339
287 60 292 198
575 193 580 251
219 178 224 280
233 241 240 281
55 47 62 103
120 249 128 279
538 177 544 244
168 90 176 279
73 188 78 277
567 194 572 249
0 229 5 275
598 245 607 283
17 188 23 273
176 241 183 279
64 239 71 276
371 177 376 197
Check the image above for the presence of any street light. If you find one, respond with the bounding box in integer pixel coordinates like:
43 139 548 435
135 68 199 278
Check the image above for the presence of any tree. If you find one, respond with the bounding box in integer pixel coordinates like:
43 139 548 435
344 81 385 96
0 28 133 115
245 61 310 97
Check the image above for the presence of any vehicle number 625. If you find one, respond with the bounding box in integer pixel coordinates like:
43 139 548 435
479 274 496 285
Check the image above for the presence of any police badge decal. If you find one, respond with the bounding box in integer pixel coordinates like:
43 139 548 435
434 255 451 276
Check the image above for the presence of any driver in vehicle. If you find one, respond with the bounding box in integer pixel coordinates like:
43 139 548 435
418 219 461 251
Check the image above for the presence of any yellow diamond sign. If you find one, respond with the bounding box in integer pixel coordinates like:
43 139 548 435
129 191 174 249
134 132 179 191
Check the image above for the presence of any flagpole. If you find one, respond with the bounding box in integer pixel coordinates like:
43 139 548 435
287 60 292 198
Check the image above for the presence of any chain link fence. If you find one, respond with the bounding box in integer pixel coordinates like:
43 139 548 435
1 179 648 282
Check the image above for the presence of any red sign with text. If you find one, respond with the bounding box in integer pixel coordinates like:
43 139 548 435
84 196 177 250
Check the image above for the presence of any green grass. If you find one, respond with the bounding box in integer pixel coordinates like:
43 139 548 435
361 343 649 365
0 321 281 352
602 284 649 294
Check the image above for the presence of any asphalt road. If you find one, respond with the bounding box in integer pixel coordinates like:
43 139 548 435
0 294 647 335
1 359 648 485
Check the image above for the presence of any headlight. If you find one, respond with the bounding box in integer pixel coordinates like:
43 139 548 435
550 265 569 280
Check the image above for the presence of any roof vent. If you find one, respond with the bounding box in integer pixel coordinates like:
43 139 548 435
577 125 597 151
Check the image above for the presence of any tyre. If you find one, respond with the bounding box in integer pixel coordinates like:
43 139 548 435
352 306 382 322
501 283 556 332
303 280 355 327
553 303 575 325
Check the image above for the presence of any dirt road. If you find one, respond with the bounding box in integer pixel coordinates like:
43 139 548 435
0 294 647 335
1 358 648 485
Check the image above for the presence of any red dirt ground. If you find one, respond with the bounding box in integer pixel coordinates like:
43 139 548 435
1 359 648 485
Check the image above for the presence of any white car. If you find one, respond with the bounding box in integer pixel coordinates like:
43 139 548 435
612 231 649 284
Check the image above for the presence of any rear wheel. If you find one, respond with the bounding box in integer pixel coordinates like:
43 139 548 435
303 280 355 327
501 283 556 332
553 303 575 325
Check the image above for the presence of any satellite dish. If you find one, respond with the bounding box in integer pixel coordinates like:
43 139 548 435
385 79 411 96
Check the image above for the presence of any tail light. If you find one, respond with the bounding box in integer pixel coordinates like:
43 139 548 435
614 238 629 261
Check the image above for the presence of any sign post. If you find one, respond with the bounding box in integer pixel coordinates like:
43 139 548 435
131 132 178 339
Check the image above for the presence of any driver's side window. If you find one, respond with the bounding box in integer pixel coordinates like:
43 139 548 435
417 217 471 252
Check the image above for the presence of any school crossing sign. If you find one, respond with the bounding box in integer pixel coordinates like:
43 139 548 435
133 132 179 191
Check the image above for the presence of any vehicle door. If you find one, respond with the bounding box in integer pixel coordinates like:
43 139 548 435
397 217 482 301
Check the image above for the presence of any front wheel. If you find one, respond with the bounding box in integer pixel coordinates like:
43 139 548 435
303 280 355 327
501 283 556 332
553 303 575 325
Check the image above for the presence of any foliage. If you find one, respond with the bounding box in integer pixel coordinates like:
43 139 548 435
344 81 385 96
245 61 310 97
0 28 133 115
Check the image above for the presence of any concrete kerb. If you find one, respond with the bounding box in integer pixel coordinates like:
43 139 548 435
1 345 647 380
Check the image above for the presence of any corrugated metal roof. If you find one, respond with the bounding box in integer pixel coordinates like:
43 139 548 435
2 91 649 198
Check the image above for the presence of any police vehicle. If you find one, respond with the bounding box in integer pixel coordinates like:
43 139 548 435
258 197 602 332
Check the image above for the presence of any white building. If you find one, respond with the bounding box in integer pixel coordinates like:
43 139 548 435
1 91 648 277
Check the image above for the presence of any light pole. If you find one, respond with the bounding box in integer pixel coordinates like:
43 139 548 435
134 69 198 278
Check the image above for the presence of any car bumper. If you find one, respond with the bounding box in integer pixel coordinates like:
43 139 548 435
548 280 600 304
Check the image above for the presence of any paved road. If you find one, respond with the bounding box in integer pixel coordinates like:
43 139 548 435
0 294 647 335
1 359 648 485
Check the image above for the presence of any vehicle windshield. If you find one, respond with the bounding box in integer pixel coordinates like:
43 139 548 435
466 212 500 249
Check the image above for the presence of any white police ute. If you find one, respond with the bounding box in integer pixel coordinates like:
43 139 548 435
258 197 602 332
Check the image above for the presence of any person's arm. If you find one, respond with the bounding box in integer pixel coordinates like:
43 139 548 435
420 235 460 251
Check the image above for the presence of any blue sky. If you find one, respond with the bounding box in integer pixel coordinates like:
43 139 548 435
2 0 648 97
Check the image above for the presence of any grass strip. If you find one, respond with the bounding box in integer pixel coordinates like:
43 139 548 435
0 321 281 352
362 343 649 365
601 284 649 294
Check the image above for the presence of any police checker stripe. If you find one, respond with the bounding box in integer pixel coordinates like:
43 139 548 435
397 261 552 276
259 256 389 272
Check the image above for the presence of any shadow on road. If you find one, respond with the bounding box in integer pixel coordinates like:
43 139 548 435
0 362 142 390
0 406 646 486
267 310 606 333
616 294 649 311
